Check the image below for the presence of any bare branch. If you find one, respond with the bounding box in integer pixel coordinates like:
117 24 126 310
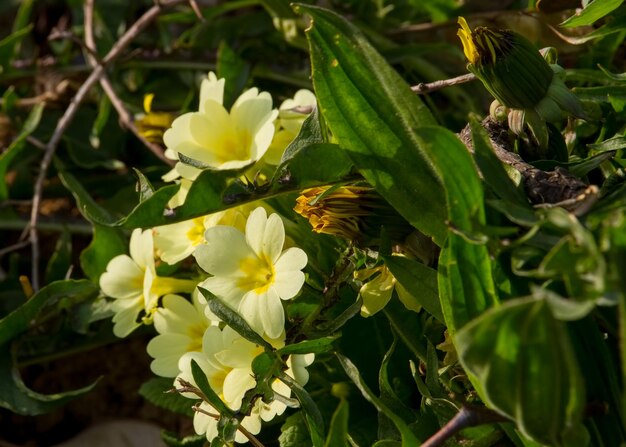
28 0 188 291
192 404 266 447
459 117 599 214
84 0 175 166
411 73 476 94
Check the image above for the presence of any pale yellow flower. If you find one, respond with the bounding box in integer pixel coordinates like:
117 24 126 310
99 229 196 337
153 202 262 265
194 207 307 339
177 326 314 444
355 264 420 317
146 294 216 377
163 72 278 179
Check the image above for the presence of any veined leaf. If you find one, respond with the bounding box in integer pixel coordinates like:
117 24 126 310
295 4 447 244
456 297 586 446
561 0 624 27
0 280 99 415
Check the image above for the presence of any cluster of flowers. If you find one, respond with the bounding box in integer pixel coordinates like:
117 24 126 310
99 73 316 442
99 72 418 442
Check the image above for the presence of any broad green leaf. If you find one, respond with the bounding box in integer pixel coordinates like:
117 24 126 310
279 373 325 447
277 335 339 356
139 377 194 417
295 4 447 244
417 126 497 334
456 297 586 446
0 102 43 199
382 255 443 323
324 399 349 447
0 280 99 415
561 0 624 27
197 287 273 350
336 353 421 446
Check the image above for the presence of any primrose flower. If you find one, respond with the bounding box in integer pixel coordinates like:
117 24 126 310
354 264 420 317
457 17 586 148
135 93 175 144
146 294 216 377
163 72 278 179
194 207 307 339
264 89 316 165
177 326 314 444
99 229 197 338
294 185 412 247
154 202 264 265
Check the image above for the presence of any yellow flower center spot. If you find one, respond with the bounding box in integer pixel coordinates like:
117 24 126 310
185 323 206 352
186 217 207 246
237 256 275 294
215 129 253 163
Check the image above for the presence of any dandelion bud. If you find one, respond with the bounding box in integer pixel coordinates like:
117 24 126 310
457 17 586 148
294 185 412 247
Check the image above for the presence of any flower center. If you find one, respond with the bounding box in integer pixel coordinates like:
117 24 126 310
237 255 275 294
186 217 207 246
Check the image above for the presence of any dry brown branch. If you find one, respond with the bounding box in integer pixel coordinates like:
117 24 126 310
83 0 175 166
411 73 476 94
28 0 188 291
459 117 599 214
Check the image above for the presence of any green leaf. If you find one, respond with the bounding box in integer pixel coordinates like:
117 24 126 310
418 126 497 335
295 4 447 244
217 40 251 110
44 229 72 284
279 412 314 447
79 224 127 282
561 0 624 27
456 297 586 446
139 377 194 417
0 280 99 415
0 102 44 200
279 373 325 447
277 335 339 356
324 399 349 447
0 25 33 73
280 106 324 162
190 359 233 416
336 353 421 446
161 431 207 447
274 143 354 188
133 168 156 203
197 287 273 350
382 255 443 323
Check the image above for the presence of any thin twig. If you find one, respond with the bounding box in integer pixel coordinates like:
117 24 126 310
192 404 266 447
84 0 175 166
411 73 476 94
421 406 508 447
0 240 31 258
28 0 187 291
